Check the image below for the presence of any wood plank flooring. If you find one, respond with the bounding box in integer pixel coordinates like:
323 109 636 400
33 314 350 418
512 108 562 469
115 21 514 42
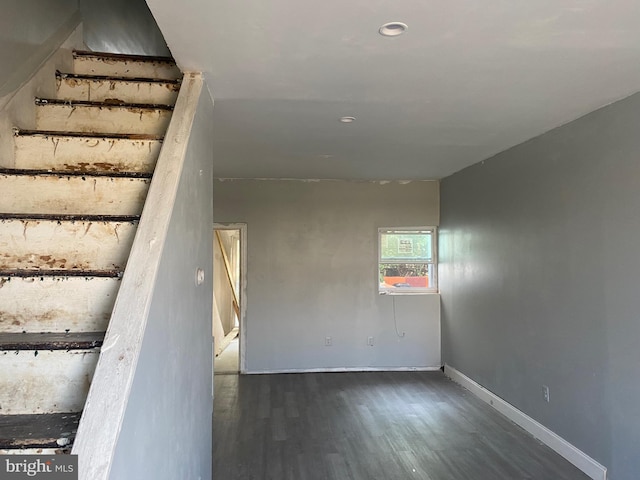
213 371 590 480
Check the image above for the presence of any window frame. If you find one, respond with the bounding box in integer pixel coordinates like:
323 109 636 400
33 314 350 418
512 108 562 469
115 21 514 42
378 226 438 295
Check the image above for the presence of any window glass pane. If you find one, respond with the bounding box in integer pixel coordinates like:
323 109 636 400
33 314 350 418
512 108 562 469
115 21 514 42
379 263 434 290
380 231 432 262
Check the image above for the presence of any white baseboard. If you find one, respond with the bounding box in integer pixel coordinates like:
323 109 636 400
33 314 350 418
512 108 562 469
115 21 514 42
247 366 442 375
444 364 607 480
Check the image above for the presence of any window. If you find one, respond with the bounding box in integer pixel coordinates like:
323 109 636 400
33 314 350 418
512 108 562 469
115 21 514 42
378 227 437 294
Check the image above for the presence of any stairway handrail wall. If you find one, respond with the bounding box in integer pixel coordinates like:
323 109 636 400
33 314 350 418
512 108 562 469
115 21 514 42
71 72 204 479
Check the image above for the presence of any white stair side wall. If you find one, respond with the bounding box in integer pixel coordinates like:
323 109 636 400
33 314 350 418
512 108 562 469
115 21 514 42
56 77 179 105
35 103 172 135
73 55 181 81
0 22 83 168
0 175 149 216
14 134 161 173
0 277 119 333
0 350 99 414
0 220 136 271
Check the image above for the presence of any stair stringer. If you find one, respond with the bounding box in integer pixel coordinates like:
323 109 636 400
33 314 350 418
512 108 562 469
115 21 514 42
71 73 205 480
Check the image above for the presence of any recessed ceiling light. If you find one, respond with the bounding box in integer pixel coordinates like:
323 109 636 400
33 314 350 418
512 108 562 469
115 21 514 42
379 22 408 37
340 116 356 123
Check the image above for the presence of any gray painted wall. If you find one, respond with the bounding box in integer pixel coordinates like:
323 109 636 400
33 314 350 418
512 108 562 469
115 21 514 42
214 179 441 373
109 87 214 479
80 0 170 56
0 0 79 97
440 92 640 479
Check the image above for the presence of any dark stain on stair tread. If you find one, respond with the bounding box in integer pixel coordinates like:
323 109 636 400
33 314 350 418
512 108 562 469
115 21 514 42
0 412 80 449
73 49 177 65
15 129 164 141
0 213 140 222
35 97 174 111
56 70 181 85
0 332 104 351
0 167 153 179
0 269 122 278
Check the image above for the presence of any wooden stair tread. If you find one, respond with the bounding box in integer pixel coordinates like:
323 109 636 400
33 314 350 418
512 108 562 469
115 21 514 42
0 269 122 278
56 70 181 85
0 213 140 222
0 48 173 425
0 332 103 351
0 168 152 179
15 129 163 141
35 97 174 110
73 50 176 65
0 412 80 449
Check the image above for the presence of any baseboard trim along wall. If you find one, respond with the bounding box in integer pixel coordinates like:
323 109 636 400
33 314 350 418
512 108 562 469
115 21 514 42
248 366 442 375
444 365 607 480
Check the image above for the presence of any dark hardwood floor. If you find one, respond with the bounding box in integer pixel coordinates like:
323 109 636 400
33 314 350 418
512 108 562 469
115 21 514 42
213 371 589 480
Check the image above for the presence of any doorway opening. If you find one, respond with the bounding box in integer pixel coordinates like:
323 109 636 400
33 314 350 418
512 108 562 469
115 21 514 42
213 224 246 374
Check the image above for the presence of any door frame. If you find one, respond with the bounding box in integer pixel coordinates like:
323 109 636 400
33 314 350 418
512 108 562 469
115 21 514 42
213 223 247 374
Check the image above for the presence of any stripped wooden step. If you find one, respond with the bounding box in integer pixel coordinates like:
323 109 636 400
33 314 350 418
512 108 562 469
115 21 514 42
0 343 100 414
0 49 178 447
0 218 136 272
35 98 173 135
56 71 180 105
0 171 150 216
0 276 119 333
73 50 181 81
0 412 80 452
14 130 162 174
0 332 103 350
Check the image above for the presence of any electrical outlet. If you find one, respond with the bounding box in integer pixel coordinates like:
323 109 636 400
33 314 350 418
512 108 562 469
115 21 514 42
367 336 374 346
325 336 332 346
542 385 550 403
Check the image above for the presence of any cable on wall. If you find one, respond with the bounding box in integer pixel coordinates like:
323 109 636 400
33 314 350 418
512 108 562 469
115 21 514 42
392 296 405 338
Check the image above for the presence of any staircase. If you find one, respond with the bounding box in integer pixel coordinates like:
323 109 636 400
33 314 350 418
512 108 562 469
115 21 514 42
0 51 181 454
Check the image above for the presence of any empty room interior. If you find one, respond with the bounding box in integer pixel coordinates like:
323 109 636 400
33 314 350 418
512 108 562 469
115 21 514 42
1 1 639 479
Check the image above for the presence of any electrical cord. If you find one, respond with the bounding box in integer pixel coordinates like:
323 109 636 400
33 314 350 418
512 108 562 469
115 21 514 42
392 295 405 338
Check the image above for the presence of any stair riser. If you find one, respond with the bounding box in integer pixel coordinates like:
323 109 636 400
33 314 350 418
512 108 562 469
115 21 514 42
14 134 160 173
0 350 98 414
57 77 179 105
0 449 68 455
0 220 136 271
73 56 181 80
0 277 119 333
0 175 149 216
36 104 172 135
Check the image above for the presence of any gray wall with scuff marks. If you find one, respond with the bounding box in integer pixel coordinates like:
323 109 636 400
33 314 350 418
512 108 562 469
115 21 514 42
0 0 79 97
440 91 640 479
80 0 170 56
109 86 213 480
214 179 441 373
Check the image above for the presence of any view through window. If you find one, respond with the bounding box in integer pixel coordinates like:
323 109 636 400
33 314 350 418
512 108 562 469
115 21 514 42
378 227 437 294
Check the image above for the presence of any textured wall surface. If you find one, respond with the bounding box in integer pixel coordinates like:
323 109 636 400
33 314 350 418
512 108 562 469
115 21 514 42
440 92 640 479
80 0 170 56
0 0 78 97
214 179 441 373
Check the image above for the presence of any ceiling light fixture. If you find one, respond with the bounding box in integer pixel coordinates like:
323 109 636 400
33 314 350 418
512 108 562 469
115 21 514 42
379 22 408 37
340 116 356 123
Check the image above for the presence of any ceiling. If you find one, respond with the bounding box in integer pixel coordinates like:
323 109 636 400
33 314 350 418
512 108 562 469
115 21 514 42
148 0 640 180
